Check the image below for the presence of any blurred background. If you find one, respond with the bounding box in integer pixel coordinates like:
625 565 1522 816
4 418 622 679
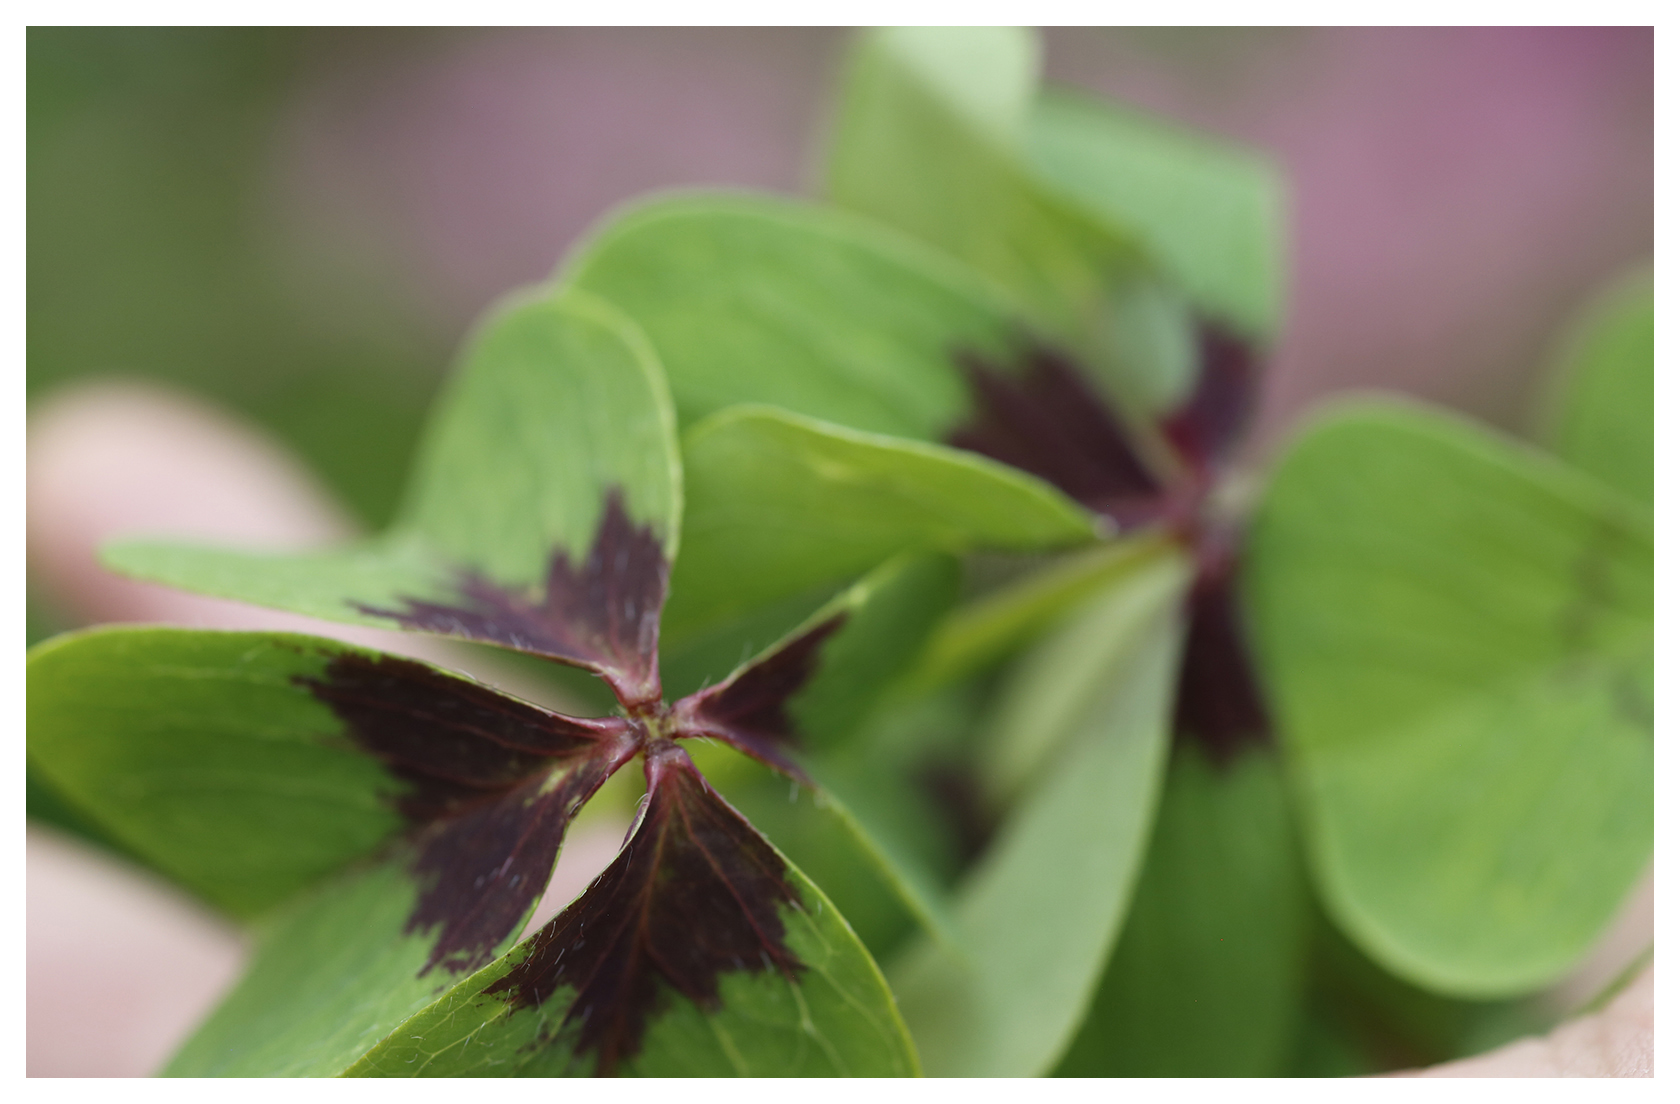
26 26 1653 1075
28 26 1653 618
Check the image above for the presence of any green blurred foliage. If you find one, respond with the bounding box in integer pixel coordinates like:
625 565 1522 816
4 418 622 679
29 27 446 534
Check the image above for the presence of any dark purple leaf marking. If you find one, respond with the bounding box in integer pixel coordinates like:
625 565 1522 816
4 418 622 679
355 490 669 707
949 329 1274 765
669 614 849 784
1170 539 1273 765
948 344 1166 528
406 752 629 975
485 741 804 1076
296 650 642 975
1160 322 1260 473
297 652 625 814
917 761 994 866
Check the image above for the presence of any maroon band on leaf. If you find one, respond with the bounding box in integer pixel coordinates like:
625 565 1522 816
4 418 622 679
406 747 631 976
1170 544 1273 764
1160 322 1260 474
296 649 642 974
668 613 848 784
947 344 1165 528
354 489 669 708
485 742 804 1076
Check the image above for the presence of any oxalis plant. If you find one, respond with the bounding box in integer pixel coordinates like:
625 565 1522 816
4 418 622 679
27 28 1652 1077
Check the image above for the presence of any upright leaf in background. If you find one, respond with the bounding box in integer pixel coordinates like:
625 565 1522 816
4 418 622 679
1246 401 1652 998
826 27 1145 373
1054 743 1307 1076
565 195 1022 439
1537 271 1653 508
103 290 683 703
888 555 1188 1075
825 26 1286 417
1025 88 1287 344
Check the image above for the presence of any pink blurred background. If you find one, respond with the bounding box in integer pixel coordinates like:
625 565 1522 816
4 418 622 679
276 26 1652 438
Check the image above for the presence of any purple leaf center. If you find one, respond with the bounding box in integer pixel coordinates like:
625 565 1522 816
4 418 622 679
947 329 1275 760
355 489 668 707
485 742 804 1076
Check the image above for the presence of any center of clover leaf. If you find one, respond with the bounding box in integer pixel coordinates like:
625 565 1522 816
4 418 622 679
296 491 845 1073
951 321 1271 762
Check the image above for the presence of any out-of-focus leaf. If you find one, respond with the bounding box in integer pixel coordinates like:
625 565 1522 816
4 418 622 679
677 552 961 759
26 756 138 859
805 763 960 953
565 193 1025 438
1025 88 1287 343
1246 400 1652 998
1288 905 1545 1074
28 29 441 530
827 27 1145 365
164 856 505 1076
1054 742 1307 1075
1537 271 1653 507
348 745 919 1077
887 556 1188 1075
703 751 953 964
666 405 1098 641
977 552 1189 809
104 291 682 700
904 533 1175 693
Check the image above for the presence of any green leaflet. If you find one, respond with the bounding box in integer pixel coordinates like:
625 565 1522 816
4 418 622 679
565 192 1024 438
826 27 1145 367
164 856 488 1076
1246 400 1653 997
702 753 958 964
802 762 961 954
665 405 1098 642
689 552 965 953
903 535 1177 694
784 553 963 753
755 553 966 951
976 549 1188 810
1025 88 1287 344
1288 904 1545 1073
887 555 1189 1075
1537 270 1653 508
1055 743 1308 1076
346 818 918 1076
28 627 404 917
102 290 683 656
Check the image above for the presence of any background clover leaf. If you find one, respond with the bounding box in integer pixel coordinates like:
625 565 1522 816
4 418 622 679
1536 270 1653 509
887 554 1189 1075
1245 400 1652 997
